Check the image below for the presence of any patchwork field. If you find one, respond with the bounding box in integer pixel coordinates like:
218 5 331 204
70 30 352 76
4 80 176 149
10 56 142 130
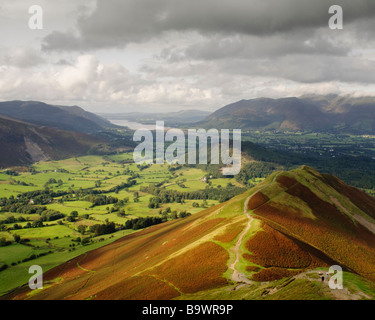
0 152 251 295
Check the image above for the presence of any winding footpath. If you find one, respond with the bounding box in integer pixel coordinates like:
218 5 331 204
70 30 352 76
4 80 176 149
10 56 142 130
228 192 256 286
229 213 253 285
229 172 282 286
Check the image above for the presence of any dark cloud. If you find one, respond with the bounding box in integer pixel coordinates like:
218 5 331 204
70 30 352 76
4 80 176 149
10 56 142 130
4 0 373 109
158 31 350 63
42 0 375 51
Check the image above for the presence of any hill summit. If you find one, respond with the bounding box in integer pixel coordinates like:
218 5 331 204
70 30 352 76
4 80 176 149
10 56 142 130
5 166 375 300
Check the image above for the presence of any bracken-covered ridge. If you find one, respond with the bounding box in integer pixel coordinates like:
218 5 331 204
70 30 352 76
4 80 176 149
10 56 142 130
3 166 375 300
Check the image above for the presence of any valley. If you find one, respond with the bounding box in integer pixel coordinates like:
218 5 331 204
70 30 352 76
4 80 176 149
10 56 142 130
0 152 248 295
2 166 375 300
2 0 375 305
0 98 375 300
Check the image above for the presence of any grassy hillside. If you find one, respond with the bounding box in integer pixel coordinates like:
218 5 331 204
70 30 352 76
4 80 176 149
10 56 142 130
3 166 375 300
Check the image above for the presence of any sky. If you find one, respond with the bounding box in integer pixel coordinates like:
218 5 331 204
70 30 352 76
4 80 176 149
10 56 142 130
1 0 375 113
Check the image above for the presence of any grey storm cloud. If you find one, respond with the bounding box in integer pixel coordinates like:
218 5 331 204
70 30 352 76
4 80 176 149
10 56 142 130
159 31 351 63
42 0 375 51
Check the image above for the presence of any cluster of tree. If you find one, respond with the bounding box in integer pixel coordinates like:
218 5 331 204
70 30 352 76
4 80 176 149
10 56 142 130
158 208 191 220
107 179 137 194
77 225 87 235
0 215 28 226
39 210 65 222
116 209 126 217
171 210 191 219
9 179 32 186
89 221 116 236
13 219 44 230
25 220 44 228
1 211 64 232
66 210 78 222
0 189 66 207
70 178 137 199
84 195 119 207
124 208 192 231
4 169 19 176
0 203 47 214
158 206 171 215
12 224 23 230
148 197 163 208
44 178 63 187
109 198 129 213
236 162 283 185
142 184 246 206
10 216 66 230
71 236 91 245
124 216 164 230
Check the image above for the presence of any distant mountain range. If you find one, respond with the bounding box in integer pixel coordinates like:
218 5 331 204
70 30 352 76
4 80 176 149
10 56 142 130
4 96 375 135
199 94 375 133
1 95 375 168
5 166 375 300
0 101 114 134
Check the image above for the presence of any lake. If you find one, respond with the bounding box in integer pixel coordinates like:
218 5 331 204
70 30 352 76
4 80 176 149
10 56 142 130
107 119 157 130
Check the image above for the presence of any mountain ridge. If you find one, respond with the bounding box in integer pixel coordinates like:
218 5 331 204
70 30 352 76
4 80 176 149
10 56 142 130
4 166 375 300
0 100 114 134
199 95 375 133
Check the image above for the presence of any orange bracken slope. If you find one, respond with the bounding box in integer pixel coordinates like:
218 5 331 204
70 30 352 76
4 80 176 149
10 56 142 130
4 166 375 300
